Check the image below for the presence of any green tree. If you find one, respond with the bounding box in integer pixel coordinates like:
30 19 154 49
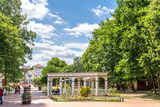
73 57 85 72
138 0 160 95
82 0 160 93
61 64 74 73
42 57 67 76
0 13 26 84
0 0 37 84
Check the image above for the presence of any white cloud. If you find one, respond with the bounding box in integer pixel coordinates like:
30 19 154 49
41 39 54 44
63 42 89 51
53 20 64 24
48 13 66 25
26 42 89 66
109 16 115 20
90 5 114 17
48 14 62 20
27 21 56 38
64 23 99 37
21 0 49 20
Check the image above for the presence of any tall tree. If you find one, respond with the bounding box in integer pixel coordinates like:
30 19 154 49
0 13 25 84
82 0 160 93
0 0 37 84
42 57 67 76
138 0 160 95
73 57 85 72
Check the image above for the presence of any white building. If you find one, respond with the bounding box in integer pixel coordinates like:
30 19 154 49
34 64 43 77
23 64 43 83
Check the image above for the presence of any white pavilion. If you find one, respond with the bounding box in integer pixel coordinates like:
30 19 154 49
47 72 108 96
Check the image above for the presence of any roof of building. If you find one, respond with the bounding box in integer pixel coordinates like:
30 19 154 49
19 66 30 70
34 64 43 67
30 70 34 74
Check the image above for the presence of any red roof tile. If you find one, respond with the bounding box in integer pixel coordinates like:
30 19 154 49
34 64 43 67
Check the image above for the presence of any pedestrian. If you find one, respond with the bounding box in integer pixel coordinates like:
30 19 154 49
0 87 4 104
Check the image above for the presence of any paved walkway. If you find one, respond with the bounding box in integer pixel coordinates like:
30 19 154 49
1 87 160 107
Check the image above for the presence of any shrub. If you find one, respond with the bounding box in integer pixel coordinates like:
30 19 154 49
3 85 10 91
10 84 15 89
108 88 117 95
80 87 91 97
56 84 59 87
66 84 71 89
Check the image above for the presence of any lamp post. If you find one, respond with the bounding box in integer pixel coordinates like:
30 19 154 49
19 66 30 87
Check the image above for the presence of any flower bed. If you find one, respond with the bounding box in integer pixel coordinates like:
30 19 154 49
52 95 124 102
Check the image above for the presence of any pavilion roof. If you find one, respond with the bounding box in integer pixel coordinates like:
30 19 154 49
47 72 108 78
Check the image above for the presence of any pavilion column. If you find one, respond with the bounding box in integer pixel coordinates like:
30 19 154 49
59 77 63 96
47 77 50 96
50 78 53 96
64 78 66 95
91 79 94 95
104 77 108 96
78 78 81 95
72 77 75 96
84 77 86 87
95 77 99 96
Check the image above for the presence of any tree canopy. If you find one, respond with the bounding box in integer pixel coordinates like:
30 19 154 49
82 0 160 94
0 0 37 84
42 57 68 76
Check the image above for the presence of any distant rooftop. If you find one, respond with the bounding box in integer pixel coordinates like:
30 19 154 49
29 70 34 74
19 66 30 70
34 64 43 67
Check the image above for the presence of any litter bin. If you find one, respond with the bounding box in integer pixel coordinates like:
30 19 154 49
39 85 41 90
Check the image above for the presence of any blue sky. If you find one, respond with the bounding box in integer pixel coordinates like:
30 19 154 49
21 0 117 66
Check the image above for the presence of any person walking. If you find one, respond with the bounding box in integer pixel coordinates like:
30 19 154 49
0 87 4 104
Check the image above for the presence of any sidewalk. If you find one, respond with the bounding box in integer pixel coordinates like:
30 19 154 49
1 86 160 107
1 86 54 107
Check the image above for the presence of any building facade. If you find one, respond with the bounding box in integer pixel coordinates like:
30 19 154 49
33 64 43 77
22 64 43 83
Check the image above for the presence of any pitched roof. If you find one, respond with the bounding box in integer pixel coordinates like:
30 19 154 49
30 70 34 74
34 64 43 67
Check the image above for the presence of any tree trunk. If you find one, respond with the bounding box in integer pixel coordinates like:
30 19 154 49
152 72 157 94
157 73 160 96
132 83 135 92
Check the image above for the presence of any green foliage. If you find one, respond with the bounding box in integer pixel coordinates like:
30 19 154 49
73 57 86 72
42 57 67 76
3 85 10 90
40 76 47 85
61 65 74 73
108 88 117 95
66 84 71 89
80 87 91 97
32 77 41 85
9 84 15 89
0 0 37 84
82 0 160 94
56 84 59 87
